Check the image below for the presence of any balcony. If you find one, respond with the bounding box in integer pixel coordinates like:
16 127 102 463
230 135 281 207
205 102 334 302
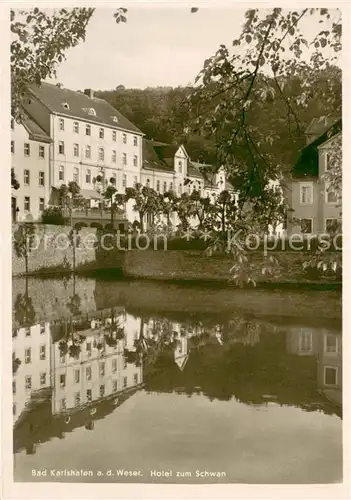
62 207 127 231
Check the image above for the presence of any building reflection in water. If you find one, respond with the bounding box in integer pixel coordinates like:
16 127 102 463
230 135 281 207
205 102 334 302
12 304 342 455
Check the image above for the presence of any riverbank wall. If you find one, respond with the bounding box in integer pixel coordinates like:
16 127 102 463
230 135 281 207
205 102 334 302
12 224 341 286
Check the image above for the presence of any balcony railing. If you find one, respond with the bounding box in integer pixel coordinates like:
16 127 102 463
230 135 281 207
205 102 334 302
62 207 126 221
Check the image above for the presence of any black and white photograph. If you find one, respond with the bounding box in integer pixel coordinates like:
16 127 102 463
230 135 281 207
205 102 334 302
1 1 347 497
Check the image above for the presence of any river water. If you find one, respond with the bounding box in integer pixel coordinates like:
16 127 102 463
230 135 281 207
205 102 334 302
12 276 342 484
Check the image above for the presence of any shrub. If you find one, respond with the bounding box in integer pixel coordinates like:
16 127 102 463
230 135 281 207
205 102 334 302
41 206 65 225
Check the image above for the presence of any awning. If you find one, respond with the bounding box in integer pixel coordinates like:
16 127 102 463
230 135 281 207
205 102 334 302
80 189 102 200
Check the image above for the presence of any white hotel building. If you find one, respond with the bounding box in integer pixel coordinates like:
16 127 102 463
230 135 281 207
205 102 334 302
23 82 144 224
11 115 52 222
14 81 235 229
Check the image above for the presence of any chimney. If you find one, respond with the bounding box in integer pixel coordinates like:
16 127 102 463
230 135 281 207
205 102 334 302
84 89 94 99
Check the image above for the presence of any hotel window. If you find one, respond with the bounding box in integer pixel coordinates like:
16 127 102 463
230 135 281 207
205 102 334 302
123 376 127 388
146 178 150 187
25 326 31 337
86 389 92 402
11 141 14 154
170 182 173 191
86 366 92 380
100 384 105 397
86 342 91 353
133 155 138 167
24 143 30 156
299 330 312 353
112 380 118 392
122 133 127 144
98 147 104 161
325 152 330 171
39 198 45 211
324 366 338 386
40 372 46 386
300 218 313 234
59 165 64 181
112 130 117 142
122 153 127 165
133 176 138 187
39 344 46 360
39 171 45 186
58 141 65 155
60 353 65 364
86 124 91 136
20 193 29 215
300 183 313 204
74 369 80 383
60 398 66 410
13 403 16 416
25 375 32 389
326 218 338 233
59 374 66 388
156 180 160 192
324 334 338 354
99 127 104 139
112 358 117 373
13 380 16 394
178 184 182 195
59 118 65 131
178 161 182 173
73 167 79 183
99 362 105 376
133 373 138 384
74 392 80 406
40 323 45 334
24 170 30 185
133 136 138 146
85 145 91 159
112 172 117 184
112 150 117 163
73 143 79 157
86 168 91 184
325 184 337 204
73 121 79 134
163 181 167 193
122 174 127 188
25 347 31 364
11 118 14 130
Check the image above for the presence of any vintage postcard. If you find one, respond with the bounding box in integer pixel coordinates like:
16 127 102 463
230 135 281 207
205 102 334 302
1 1 349 499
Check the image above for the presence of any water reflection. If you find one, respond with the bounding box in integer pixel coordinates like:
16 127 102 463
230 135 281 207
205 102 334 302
13 294 342 460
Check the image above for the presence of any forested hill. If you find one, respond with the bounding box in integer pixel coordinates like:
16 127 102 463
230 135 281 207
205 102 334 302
95 66 341 170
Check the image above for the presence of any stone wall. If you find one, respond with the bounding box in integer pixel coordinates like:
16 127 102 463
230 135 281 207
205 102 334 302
123 249 341 284
12 224 124 276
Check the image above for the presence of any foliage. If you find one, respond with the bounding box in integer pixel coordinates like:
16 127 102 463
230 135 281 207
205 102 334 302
41 206 65 225
13 223 36 274
14 292 36 328
104 184 126 226
11 167 20 190
125 183 162 233
59 181 85 226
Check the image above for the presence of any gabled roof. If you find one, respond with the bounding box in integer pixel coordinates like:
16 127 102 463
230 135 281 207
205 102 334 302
21 113 52 144
305 116 339 138
29 82 142 134
293 118 342 179
188 161 204 179
142 139 174 173
154 144 180 160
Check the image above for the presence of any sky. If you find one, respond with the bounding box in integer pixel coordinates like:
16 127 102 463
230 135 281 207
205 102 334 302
46 6 340 92
50 6 246 91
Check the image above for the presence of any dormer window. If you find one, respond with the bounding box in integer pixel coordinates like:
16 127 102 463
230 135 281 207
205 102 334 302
61 102 70 110
111 116 118 123
88 108 96 116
